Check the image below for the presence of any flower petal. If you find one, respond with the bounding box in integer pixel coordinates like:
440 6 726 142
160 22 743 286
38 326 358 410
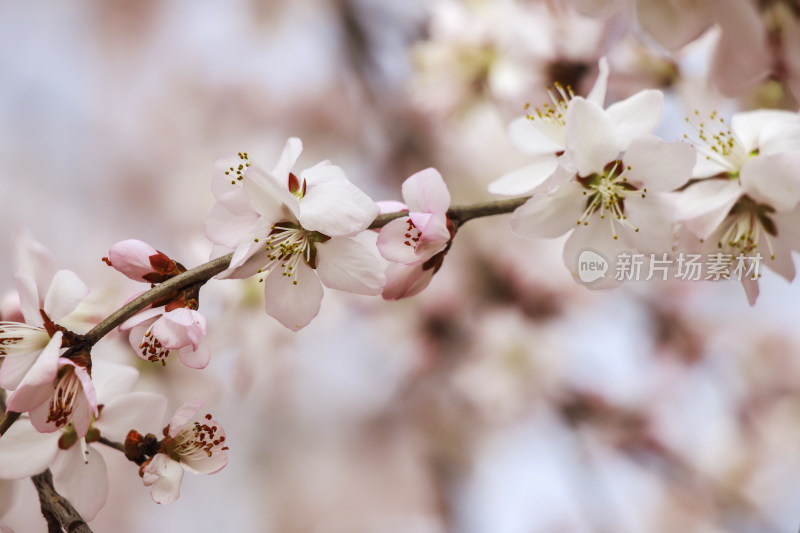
565 98 622 176
586 57 609 107
119 307 163 331
488 156 560 196
676 179 742 239
507 116 565 156
168 398 203 437
94 392 167 441
316 237 386 295
382 263 436 300
271 137 303 185
14 272 42 327
740 153 800 212
511 180 585 239
51 443 108 521
43 270 89 322
298 167 379 236
731 109 800 153
177 341 211 370
0 420 58 478
402 168 450 214
204 200 261 249
142 454 184 505
151 309 206 351
376 217 421 265
624 135 695 191
5 332 63 414
605 90 663 148
107 240 159 282
264 261 323 331
242 164 297 221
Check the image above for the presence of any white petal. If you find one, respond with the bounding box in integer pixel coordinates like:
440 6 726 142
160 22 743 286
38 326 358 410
377 218 422 265
563 222 626 289
0 419 58 478
0 323 49 358
732 109 800 153
565 98 622 176
168 398 203 437
298 168 379 236
740 153 800 211
586 57 609 107
90 359 139 404
51 444 108 521
271 137 303 184
622 194 675 253
709 0 770 96
177 341 211 370
5 332 63 414
676 179 742 239
94 391 167 441
316 237 386 295
142 454 184 504
605 90 663 148
511 181 586 239
118 306 163 331
264 261 323 331
0 351 40 390
763 236 796 282
624 135 695 191
13 272 42 327
401 168 450 214
43 270 89 322
488 156 560 196
13 230 55 296
204 201 261 249
758 115 800 156
507 116 564 156
242 165 297 221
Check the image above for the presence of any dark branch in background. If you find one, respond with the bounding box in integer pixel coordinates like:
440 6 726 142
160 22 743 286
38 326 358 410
31 470 93 533
98 436 125 454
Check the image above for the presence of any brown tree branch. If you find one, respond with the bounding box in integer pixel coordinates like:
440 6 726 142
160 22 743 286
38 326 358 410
31 469 93 533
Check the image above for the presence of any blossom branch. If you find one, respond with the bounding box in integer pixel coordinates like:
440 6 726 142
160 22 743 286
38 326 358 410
97 436 125 454
31 469 94 533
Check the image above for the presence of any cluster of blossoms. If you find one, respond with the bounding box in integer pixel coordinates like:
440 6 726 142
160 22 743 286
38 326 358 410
492 58 800 302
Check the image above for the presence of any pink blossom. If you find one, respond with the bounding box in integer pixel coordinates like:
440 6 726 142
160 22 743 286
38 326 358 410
205 138 386 330
105 239 183 283
140 398 228 504
119 306 210 369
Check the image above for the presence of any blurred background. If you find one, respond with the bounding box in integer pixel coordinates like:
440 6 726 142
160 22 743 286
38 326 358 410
2 0 800 531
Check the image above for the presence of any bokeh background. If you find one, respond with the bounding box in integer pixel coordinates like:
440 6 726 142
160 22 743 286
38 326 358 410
3 0 800 531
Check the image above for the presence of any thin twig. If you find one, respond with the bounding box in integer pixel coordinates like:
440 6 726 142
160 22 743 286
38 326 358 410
97 436 125 454
31 469 93 533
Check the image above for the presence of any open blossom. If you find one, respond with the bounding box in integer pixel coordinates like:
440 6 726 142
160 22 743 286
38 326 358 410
205 138 386 330
0 361 166 520
139 398 228 505
0 269 90 391
119 306 210 368
488 58 609 196
511 91 695 284
677 109 800 303
377 168 454 299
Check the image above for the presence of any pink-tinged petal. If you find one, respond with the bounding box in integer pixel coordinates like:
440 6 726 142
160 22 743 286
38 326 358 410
605 90 663 147
740 153 800 212
621 195 675 253
14 230 55 295
624 136 695 192
151 309 206 350
127 324 154 363
376 201 407 214
13 272 42 327
771 209 800 253
412 214 451 261
264 261 323 331
741 277 760 306
675 179 742 239
242 165 297 221
180 423 228 475
316 237 386 295
377 218 421 265
43 270 89 322
758 116 800 156
731 110 800 154
382 263 435 300
635 0 711 51
402 168 450 214
177 340 211 370
94 392 167 441
143 454 184 504
709 0 770 96
51 444 108 521
586 57 609 107
511 181 585 240
298 168 379 236
204 201 261 249
507 116 565 156
565 98 622 176
0 350 41 390
271 137 303 184
0 420 58 478
563 222 626 290
107 240 159 281
224 240 266 279
168 398 203 437
488 156 560 196
5 333 63 413
119 307 163 331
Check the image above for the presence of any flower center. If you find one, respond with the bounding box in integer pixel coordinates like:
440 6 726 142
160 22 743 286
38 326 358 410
402 218 421 249
576 160 643 240
139 328 170 365
170 413 228 461
256 224 322 285
224 152 252 185
683 110 749 173
716 196 777 258
47 366 83 429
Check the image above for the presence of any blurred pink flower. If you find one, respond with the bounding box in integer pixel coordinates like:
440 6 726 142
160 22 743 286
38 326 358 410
205 138 385 330
140 398 228 505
